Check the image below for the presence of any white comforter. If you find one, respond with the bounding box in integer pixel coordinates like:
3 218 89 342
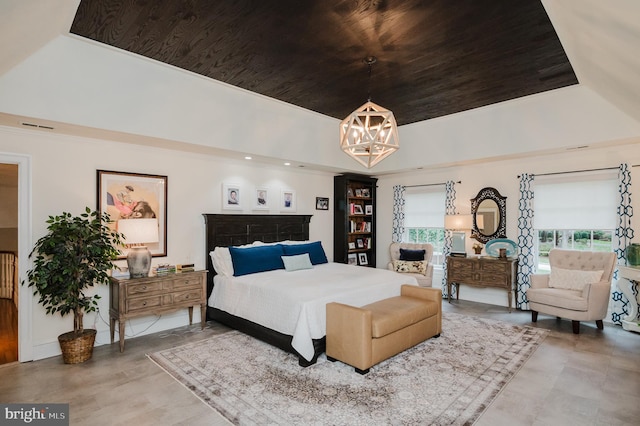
209 263 418 361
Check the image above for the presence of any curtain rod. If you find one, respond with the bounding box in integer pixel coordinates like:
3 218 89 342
517 165 640 179
405 180 461 188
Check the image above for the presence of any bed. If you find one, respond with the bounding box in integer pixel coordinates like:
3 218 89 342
203 214 418 366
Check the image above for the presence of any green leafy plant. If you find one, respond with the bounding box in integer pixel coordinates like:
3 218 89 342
25 208 123 335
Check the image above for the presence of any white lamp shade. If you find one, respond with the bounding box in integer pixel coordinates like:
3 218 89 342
118 218 159 245
444 214 473 230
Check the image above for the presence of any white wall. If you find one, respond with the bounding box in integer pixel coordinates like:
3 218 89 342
376 140 640 307
1 125 334 360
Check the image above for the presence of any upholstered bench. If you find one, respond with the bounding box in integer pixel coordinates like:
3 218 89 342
326 285 442 374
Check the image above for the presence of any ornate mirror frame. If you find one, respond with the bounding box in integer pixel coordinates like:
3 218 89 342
470 187 507 244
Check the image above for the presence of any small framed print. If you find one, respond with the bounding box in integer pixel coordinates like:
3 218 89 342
254 187 269 210
356 238 364 249
348 242 356 250
358 252 368 265
316 197 329 210
365 205 373 215
347 188 354 197
222 183 242 210
361 188 370 198
348 253 358 265
281 189 296 212
355 189 363 197
353 204 364 215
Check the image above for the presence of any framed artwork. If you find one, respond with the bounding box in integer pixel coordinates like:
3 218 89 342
355 189 363 197
358 253 368 266
348 253 358 265
97 170 167 258
254 187 269 210
365 205 373 215
348 242 356 250
361 188 370 198
222 183 242 210
354 204 364 215
356 238 364 249
316 197 329 210
281 189 296 212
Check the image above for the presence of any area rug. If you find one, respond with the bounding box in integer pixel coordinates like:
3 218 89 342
148 312 547 425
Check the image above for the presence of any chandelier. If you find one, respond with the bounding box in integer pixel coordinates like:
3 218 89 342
340 56 399 168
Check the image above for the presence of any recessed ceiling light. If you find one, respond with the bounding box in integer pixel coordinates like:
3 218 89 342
284 162 291 166
244 156 252 160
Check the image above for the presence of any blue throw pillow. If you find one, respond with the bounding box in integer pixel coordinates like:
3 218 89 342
229 244 285 276
282 241 328 265
399 248 425 261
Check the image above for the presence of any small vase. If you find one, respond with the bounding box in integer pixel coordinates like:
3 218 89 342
626 243 640 266
473 248 482 255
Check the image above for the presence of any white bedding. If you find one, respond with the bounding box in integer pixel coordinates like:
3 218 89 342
209 262 419 361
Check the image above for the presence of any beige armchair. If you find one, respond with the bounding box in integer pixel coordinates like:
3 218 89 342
526 249 616 334
387 242 434 287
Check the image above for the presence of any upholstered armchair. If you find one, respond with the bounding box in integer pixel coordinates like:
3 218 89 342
387 242 434 287
526 249 616 334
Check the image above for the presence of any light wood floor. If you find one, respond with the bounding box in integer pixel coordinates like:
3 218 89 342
1 300 639 425
0 298 18 365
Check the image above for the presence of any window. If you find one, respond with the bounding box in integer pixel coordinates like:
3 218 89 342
534 172 617 271
403 187 446 265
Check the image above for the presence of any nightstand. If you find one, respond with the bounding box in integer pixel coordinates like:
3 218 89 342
109 270 207 352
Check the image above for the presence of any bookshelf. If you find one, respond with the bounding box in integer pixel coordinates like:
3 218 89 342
334 174 377 267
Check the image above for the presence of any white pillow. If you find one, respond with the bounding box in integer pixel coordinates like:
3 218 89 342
548 268 604 291
210 247 233 277
282 253 313 271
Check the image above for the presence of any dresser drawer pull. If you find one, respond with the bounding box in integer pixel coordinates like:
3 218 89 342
143 301 147 306
142 286 147 291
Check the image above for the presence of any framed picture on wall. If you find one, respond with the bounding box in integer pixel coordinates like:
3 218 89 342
222 183 242 210
316 197 329 210
254 187 269 210
281 189 296 212
97 170 167 258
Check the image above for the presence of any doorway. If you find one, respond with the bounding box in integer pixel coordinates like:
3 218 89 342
0 163 18 364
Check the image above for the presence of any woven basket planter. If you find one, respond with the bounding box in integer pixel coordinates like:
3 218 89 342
58 329 97 364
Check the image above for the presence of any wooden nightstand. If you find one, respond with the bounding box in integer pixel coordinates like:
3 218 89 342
109 270 207 352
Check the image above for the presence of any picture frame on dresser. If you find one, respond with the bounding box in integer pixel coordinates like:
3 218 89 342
97 170 167 258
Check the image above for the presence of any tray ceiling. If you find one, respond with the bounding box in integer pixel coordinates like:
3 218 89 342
70 0 577 126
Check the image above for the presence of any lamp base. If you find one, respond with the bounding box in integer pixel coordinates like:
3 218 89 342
127 246 152 278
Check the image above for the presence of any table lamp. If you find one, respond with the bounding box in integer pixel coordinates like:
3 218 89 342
118 218 159 278
444 214 473 257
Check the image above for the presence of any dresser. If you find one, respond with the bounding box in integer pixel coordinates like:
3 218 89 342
109 270 207 352
446 256 518 312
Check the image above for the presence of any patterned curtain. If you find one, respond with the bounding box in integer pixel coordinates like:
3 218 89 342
392 185 406 243
610 163 634 325
441 180 457 297
516 173 536 310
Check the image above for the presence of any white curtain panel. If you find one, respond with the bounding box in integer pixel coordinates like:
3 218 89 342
611 163 634 325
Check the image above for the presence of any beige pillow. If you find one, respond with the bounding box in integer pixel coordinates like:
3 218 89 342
548 267 604 291
393 260 427 275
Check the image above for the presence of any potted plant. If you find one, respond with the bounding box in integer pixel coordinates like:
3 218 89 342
25 207 123 364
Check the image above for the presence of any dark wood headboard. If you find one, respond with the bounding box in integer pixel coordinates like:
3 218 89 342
202 214 312 296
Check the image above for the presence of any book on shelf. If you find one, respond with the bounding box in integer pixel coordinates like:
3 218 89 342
177 263 195 272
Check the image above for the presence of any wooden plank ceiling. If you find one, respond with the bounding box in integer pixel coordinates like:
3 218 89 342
70 0 577 126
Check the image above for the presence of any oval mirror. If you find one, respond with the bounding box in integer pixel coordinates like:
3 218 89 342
471 187 507 244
